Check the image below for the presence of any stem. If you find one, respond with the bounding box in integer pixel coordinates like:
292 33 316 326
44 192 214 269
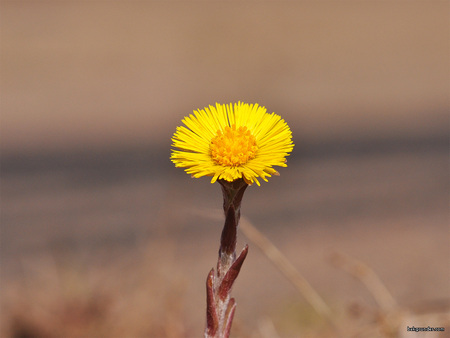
205 178 249 338
218 179 247 273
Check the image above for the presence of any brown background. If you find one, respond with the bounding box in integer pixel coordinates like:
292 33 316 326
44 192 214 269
1 1 448 336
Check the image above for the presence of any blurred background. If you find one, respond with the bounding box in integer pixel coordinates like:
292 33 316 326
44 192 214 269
1 1 448 337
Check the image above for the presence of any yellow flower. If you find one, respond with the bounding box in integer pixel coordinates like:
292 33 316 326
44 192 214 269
171 102 294 186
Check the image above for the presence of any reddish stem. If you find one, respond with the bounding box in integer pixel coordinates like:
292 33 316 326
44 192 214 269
205 179 249 338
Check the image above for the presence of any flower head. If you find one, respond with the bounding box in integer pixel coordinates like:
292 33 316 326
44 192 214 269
171 102 294 186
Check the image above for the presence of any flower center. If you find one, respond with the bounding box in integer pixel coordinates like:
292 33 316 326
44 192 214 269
210 125 258 167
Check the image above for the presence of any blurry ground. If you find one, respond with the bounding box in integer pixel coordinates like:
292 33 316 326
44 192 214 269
1 1 449 337
1 138 448 336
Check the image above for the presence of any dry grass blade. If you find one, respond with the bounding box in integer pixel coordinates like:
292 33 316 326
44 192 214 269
194 208 339 332
238 217 336 327
329 251 398 313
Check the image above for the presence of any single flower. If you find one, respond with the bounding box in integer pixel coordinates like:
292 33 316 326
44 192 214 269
171 102 294 186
